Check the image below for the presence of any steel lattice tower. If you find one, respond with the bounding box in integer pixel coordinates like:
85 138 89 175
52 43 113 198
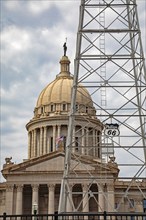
59 0 146 213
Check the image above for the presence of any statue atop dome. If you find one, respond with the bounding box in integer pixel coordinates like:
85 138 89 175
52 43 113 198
63 42 67 56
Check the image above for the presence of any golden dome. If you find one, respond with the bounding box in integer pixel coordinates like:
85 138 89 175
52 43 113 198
34 56 95 117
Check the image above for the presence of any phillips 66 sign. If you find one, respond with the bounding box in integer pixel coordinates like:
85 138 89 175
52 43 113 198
104 123 120 137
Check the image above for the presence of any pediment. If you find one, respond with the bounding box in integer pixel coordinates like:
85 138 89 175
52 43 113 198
2 150 119 177
25 154 64 172
3 151 65 173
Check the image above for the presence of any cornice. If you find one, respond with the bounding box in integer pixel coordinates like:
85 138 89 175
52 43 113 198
26 114 103 130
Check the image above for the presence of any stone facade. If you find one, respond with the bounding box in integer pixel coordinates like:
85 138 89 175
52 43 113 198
0 56 145 214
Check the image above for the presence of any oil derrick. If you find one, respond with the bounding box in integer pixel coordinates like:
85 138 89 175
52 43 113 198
59 0 146 213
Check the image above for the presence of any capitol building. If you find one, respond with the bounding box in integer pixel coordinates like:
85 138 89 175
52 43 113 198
0 54 145 214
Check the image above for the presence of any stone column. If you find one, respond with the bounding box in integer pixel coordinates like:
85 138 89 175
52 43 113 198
96 130 102 158
85 128 89 155
43 126 47 154
40 127 43 155
5 184 14 214
47 135 49 153
16 184 23 215
107 183 115 212
28 132 31 159
32 184 39 214
81 128 85 155
53 126 56 151
98 131 101 157
82 184 89 212
93 129 96 156
95 130 98 157
34 129 37 157
48 184 55 214
56 125 61 151
98 183 105 212
57 125 61 138
31 130 34 158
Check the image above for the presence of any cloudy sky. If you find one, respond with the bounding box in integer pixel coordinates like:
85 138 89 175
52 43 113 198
0 0 146 182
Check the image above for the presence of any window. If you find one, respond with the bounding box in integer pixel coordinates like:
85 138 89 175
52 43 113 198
50 137 53 152
75 104 78 112
62 104 66 111
86 106 88 113
75 137 79 151
115 202 118 209
98 147 101 158
51 105 54 112
64 136 66 148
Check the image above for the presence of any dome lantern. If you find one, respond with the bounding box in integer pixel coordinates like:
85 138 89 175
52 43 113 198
57 56 71 78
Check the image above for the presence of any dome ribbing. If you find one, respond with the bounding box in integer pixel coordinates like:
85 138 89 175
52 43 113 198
36 56 94 111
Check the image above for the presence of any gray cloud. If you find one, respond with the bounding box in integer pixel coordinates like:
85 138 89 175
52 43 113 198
1 1 62 29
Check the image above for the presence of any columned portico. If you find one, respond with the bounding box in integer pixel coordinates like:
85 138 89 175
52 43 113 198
28 122 103 159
